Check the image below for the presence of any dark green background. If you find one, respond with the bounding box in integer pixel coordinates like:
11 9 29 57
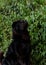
0 0 46 65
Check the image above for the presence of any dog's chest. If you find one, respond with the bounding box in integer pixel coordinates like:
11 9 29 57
14 59 26 65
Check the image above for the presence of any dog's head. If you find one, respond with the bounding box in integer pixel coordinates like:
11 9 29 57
12 20 29 40
12 20 28 34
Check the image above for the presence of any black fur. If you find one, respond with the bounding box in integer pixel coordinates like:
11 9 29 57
2 20 31 65
0 51 4 65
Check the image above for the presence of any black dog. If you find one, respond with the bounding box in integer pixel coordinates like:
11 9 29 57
2 20 31 65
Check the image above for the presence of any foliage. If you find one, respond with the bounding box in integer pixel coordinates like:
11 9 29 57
0 0 46 65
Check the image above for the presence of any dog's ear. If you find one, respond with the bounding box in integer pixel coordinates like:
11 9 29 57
25 20 28 29
12 21 17 29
